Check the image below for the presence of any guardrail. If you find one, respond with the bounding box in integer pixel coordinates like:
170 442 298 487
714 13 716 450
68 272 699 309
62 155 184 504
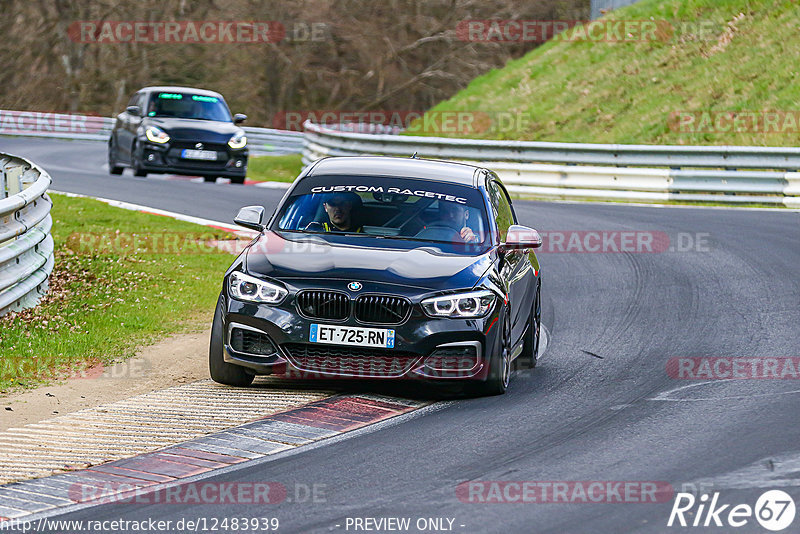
0 153 54 317
303 122 800 207
0 110 304 156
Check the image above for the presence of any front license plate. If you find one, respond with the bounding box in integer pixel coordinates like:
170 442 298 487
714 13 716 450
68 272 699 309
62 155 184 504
309 324 395 349
181 149 218 160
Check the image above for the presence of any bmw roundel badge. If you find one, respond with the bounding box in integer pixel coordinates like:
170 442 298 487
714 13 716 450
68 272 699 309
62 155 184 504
348 281 362 291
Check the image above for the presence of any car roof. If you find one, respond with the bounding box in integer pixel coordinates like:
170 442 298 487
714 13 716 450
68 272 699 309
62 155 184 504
139 86 223 98
305 156 486 187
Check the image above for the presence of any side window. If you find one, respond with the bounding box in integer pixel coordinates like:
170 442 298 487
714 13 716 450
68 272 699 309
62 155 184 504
127 93 139 108
139 93 152 115
488 179 515 242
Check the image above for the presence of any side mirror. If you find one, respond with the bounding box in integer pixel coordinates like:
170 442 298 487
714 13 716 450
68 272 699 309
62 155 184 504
233 113 247 124
500 225 542 251
234 206 265 231
126 105 141 116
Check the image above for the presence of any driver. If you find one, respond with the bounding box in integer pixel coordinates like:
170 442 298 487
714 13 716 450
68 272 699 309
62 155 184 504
435 201 478 242
322 192 363 232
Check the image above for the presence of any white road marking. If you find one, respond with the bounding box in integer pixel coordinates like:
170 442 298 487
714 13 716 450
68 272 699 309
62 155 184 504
648 380 800 402
686 451 800 490
50 190 256 237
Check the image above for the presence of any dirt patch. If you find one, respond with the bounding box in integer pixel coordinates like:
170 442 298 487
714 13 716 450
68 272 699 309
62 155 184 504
705 12 746 57
0 329 210 432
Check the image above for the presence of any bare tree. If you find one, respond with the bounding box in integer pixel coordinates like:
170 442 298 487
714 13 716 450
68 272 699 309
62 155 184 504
0 0 589 125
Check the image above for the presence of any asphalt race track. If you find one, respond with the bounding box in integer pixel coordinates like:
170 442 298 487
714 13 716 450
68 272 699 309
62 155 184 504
3 137 800 533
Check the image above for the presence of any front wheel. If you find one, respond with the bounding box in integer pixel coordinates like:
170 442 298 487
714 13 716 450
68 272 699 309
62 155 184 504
131 143 147 177
209 294 254 387
519 279 541 369
108 138 123 175
472 310 511 396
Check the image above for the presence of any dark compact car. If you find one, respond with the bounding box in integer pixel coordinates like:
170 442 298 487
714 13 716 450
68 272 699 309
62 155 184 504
210 156 543 395
108 86 249 183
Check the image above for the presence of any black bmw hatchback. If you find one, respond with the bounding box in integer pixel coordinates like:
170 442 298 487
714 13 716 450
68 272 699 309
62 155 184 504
210 156 543 395
108 86 249 183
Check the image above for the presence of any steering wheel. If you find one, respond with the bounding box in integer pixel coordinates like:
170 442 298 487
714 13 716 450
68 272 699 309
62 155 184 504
414 224 463 241
304 221 325 232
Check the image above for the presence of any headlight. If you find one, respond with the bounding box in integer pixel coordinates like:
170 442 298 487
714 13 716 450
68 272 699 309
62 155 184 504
228 130 247 149
145 126 170 144
421 290 496 318
228 271 287 304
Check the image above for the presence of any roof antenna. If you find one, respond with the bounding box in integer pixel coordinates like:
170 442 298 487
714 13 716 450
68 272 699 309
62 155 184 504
411 151 419 159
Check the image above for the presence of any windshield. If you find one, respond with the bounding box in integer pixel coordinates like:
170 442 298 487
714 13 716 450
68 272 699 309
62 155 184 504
147 92 232 121
274 175 490 246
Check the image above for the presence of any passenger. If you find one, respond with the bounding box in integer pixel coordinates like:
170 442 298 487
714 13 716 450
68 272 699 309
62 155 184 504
322 192 363 232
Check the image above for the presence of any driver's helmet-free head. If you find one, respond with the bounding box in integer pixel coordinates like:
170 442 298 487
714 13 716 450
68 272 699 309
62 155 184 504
438 200 468 230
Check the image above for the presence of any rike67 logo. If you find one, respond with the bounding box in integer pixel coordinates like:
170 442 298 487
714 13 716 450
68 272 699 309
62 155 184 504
668 490 796 531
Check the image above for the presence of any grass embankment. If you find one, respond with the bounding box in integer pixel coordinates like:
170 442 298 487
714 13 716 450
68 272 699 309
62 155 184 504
418 0 800 146
0 194 235 393
247 154 302 183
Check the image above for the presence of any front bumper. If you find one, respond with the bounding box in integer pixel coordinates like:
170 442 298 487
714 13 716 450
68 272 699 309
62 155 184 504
137 140 248 177
221 285 502 382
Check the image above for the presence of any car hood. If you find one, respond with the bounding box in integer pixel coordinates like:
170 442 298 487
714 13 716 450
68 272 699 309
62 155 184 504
244 232 493 292
145 117 239 142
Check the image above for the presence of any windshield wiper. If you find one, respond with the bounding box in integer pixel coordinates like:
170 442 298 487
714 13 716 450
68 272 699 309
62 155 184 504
279 229 365 237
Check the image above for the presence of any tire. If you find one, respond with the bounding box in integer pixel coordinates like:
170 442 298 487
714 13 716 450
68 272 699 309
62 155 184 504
108 138 123 175
519 279 542 369
209 294 254 387
203 176 217 183
131 143 147 177
230 176 245 185
473 309 511 396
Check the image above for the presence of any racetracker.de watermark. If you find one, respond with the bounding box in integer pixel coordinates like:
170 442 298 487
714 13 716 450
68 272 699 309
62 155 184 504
456 481 674 503
67 21 331 44
67 481 326 505
667 357 800 380
535 231 710 253
273 110 533 136
670 111 800 134
0 358 148 382
65 231 712 256
65 232 247 256
0 110 104 135
537 231 668 253
456 19 670 43
457 19 721 43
